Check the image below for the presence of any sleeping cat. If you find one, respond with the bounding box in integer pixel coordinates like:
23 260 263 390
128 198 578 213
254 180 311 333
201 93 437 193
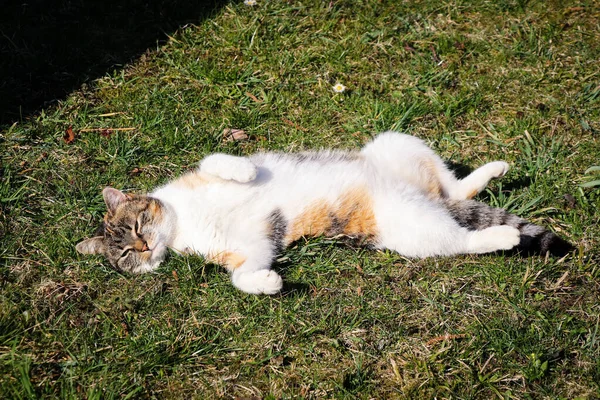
76 132 572 294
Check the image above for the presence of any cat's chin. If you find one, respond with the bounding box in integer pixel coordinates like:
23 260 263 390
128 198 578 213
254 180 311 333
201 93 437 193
128 243 168 274
149 242 168 263
130 262 160 274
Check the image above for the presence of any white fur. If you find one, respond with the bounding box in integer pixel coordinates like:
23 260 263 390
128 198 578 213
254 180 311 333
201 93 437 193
200 154 258 183
148 132 514 294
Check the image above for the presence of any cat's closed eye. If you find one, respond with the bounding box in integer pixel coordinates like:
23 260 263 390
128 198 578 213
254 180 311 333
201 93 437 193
135 214 148 236
121 248 133 258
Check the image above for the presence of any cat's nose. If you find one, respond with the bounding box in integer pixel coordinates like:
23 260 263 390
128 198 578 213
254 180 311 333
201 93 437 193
136 240 149 252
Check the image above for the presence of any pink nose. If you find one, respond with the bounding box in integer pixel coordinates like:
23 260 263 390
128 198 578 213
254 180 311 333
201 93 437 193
141 242 149 252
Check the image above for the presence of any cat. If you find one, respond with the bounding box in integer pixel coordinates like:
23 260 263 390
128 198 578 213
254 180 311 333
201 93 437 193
76 132 572 294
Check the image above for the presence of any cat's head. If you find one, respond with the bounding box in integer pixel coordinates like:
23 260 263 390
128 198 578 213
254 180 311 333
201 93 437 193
76 187 174 273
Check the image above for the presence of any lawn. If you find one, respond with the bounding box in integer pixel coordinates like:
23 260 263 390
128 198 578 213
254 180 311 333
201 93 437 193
1 0 599 398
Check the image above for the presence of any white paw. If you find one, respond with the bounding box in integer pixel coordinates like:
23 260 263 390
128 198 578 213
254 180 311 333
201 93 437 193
232 270 283 295
493 225 521 249
201 155 257 183
228 159 258 183
488 161 510 178
469 225 520 253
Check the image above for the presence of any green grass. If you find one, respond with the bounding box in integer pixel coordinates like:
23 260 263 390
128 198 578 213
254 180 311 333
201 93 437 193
2 0 600 398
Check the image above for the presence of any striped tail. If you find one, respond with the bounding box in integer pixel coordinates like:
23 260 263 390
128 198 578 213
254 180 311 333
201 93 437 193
444 199 573 257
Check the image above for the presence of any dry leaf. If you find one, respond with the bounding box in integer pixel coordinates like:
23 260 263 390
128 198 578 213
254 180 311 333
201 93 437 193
282 118 308 132
100 129 113 138
245 91 262 103
130 167 143 176
63 126 75 144
563 194 576 209
425 333 466 346
223 128 249 142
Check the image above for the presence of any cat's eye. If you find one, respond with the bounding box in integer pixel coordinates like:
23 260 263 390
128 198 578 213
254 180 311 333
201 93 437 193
120 248 132 258
134 220 144 238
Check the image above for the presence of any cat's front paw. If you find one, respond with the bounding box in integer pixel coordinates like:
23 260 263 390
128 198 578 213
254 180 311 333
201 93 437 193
228 159 258 183
200 154 258 183
232 270 283 295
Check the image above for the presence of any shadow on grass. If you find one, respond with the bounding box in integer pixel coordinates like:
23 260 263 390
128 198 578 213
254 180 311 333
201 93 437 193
447 160 533 196
0 0 231 127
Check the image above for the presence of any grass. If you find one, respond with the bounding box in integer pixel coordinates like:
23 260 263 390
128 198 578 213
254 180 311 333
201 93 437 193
1 0 600 398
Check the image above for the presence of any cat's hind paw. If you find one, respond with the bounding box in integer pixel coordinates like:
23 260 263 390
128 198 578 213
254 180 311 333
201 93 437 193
468 225 520 254
487 161 510 179
232 270 283 295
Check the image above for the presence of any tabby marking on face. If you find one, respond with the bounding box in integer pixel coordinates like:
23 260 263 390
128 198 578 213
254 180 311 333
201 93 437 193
82 193 170 274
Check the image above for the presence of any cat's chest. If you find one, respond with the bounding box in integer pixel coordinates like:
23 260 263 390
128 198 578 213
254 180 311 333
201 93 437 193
165 186 260 252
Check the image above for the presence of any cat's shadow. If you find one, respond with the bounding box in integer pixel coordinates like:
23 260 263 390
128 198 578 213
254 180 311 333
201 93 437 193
279 281 311 296
170 254 311 297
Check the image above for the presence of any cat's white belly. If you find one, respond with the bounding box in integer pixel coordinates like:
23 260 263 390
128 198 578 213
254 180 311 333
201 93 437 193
154 156 380 256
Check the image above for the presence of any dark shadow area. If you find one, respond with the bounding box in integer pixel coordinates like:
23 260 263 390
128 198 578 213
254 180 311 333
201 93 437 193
0 0 230 127
493 175 532 192
499 233 574 258
445 161 473 180
279 281 310 297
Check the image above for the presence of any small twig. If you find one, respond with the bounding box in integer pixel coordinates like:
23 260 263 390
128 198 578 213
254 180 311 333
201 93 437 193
79 127 136 132
282 118 308 132
245 92 262 103
550 271 569 290
97 112 125 117
425 333 466 346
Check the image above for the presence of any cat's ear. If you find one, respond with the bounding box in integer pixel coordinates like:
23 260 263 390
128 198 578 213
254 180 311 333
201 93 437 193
76 236 105 255
102 187 131 214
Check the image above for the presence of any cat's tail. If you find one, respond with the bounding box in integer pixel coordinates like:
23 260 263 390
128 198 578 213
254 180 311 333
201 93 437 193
444 199 573 257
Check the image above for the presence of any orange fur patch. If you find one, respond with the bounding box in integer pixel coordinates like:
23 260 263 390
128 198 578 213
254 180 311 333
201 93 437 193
208 251 246 271
337 187 378 236
134 240 147 252
465 188 478 199
285 200 331 243
419 158 442 198
172 171 213 189
284 187 378 243
148 200 162 219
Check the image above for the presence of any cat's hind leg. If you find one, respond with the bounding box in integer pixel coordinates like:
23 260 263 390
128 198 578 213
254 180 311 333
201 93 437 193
373 192 520 257
362 132 509 200
442 161 509 200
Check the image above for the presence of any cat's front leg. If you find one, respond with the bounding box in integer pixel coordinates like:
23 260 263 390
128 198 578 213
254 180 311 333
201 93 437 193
225 250 283 295
232 268 283 295
199 153 258 183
